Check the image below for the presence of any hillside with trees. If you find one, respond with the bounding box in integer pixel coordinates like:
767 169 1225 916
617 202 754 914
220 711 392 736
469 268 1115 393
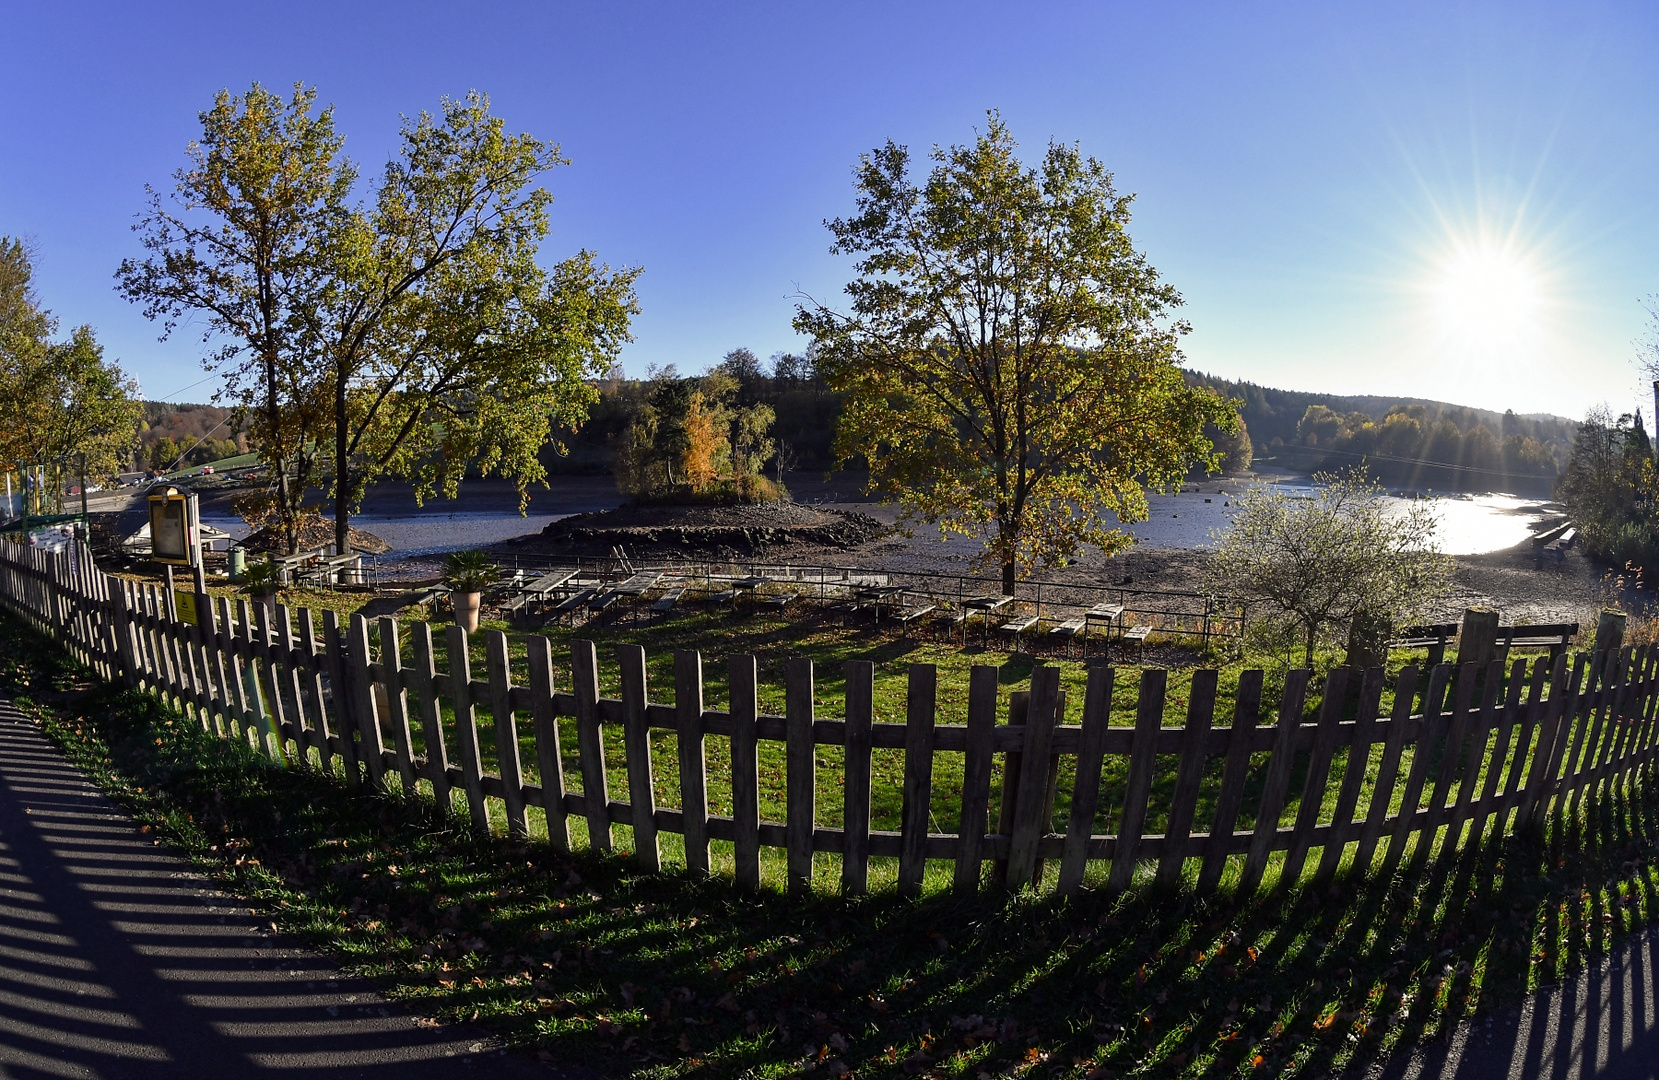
1187 371 1574 491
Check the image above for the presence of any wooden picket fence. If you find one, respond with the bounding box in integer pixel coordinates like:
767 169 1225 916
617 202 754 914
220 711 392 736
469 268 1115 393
4 540 1658 899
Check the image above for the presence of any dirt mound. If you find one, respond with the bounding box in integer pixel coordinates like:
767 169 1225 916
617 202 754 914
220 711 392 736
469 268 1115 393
507 501 887 558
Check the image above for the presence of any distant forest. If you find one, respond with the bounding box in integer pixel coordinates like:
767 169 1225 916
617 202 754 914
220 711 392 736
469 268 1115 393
155 360 1584 495
1186 372 1578 493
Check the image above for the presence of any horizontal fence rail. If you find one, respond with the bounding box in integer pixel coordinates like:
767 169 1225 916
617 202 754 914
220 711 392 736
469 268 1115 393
4 542 1656 899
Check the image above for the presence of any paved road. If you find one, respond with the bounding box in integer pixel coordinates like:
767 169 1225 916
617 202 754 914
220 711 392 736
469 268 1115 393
1360 910 1659 1078
0 701 594 1079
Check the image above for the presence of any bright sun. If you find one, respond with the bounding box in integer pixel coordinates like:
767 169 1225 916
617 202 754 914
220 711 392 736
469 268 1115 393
1427 239 1545 357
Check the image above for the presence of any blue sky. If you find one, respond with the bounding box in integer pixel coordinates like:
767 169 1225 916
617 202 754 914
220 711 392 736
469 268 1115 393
2 2 1656 420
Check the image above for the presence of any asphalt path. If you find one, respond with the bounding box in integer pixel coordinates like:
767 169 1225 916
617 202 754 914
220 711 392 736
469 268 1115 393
1355 913 1659 1079
0 699 595 1079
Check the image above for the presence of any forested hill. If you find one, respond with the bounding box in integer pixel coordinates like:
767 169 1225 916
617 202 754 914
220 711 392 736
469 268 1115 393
1185 371 1580 491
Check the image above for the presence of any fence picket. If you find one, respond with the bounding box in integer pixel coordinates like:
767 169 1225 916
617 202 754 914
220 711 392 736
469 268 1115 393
842 660 874 895
1058 665 1114 895
1382 664 1452 879
1156 668 1218 889
486 630 528 839
1355 665 1417 873
321 611 359 786
619 644 657 870
954 665 999 893
1239 668 1309 895
785 657 815 894
573 639 612 853
1280 667 1350 889
445 623 489 831
675 649 709 875
898 663 938 898
525 634 568 851
377 617 418 791
1197 671 1264 894
731 654 762 891
1105 668 1165 892
1318 666 1386 883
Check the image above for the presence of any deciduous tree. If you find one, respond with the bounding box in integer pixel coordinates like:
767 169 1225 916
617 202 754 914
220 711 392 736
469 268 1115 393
794 113 1236 591
0 238 141 495
1205 470 1452 668
117 83 348 553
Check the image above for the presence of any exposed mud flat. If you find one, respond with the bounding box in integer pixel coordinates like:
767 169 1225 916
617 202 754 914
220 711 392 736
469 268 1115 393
503 500 888 559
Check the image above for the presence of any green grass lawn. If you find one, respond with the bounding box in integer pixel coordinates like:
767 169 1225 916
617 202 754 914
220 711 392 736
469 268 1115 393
15 601 1659 1078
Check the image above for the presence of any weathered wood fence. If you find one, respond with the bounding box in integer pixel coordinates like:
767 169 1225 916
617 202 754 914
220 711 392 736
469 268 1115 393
5 542 1657 899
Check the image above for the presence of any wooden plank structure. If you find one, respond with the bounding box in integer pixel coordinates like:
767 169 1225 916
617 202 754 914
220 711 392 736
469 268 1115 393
7 540 1659 900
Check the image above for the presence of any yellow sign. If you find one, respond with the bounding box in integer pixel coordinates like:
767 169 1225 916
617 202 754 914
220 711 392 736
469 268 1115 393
173 590 197 626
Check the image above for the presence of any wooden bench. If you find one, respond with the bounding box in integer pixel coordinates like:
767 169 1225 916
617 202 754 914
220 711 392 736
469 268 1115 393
1498 622 1579 662
892 603 936 626
708 588 737 605
650 587 686 615
1049 617 1086 656
1121 624 1152 658
1391 623 1459 667
588 591 620 614
999 615 1038 640
758 591 800 611
551 588 597 622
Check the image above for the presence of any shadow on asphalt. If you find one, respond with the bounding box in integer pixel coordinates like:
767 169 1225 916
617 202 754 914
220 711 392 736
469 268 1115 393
1361 900 1659 1080
0 707 591 1079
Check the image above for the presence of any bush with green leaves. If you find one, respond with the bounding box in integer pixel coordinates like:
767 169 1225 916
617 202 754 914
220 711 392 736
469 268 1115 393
1206 469 1453 668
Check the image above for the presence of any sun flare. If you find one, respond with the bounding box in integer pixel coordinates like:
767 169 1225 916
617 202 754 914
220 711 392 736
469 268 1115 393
1427 237 1545 356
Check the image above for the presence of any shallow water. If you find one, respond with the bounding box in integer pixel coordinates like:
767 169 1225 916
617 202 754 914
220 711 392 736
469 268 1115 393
1117 485 1550 555
199 480 1552 558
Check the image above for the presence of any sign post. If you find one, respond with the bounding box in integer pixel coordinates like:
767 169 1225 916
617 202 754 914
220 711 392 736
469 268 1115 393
148 488 201 569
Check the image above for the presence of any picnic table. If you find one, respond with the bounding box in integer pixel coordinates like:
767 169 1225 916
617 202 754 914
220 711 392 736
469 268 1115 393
613 571 662 597
503 570 578 617
854 584 906 623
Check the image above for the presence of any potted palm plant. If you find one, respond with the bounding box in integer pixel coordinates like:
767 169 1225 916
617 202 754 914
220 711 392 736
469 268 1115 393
242 558 281 622
443 549 495 633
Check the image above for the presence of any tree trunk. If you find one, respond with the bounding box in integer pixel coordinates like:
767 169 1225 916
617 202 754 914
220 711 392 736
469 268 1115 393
335 377 351 560
1304 624 1317 671
1001 559 1016 597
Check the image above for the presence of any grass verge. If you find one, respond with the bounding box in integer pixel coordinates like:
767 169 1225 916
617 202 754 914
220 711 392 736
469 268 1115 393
6 608 1659 1079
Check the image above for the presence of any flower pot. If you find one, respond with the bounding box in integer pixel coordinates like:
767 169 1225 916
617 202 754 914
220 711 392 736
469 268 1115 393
452 590 482 633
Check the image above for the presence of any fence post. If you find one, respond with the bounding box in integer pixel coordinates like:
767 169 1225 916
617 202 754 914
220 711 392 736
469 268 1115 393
1007 666 1063 890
